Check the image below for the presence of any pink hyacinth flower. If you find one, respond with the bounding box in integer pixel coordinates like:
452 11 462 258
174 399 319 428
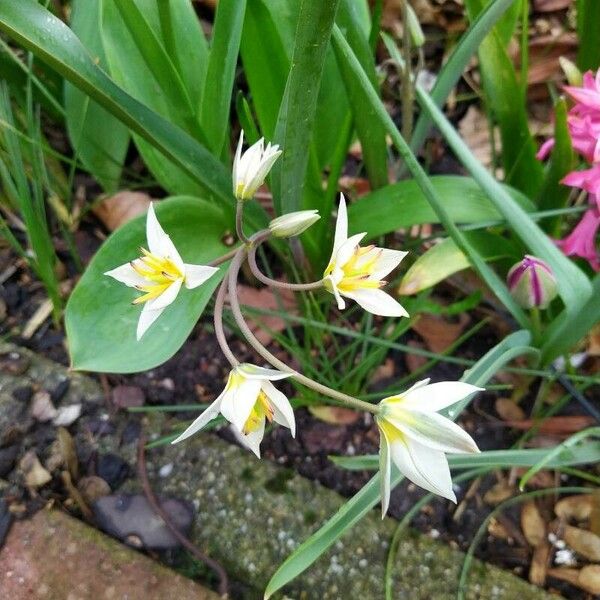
556 208 600 272
564 70 600 112
562 163 600 199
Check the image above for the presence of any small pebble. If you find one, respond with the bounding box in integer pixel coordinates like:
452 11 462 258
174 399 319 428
97 454 130 490
50 379 70 403
159 463 173 478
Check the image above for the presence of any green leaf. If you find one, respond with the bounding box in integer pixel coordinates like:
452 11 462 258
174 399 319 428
348 175 534 238
331 26 529 327
330 443 600 471
200 0 247 156
399 231 519 295
66 197 229 373
0 0 231 203
264 330 535 598
65 0 129 192
271 0 341 214
463 0 543 198
410 0 516 154
537 98 575 235
577 0 600 71
415 87 593 318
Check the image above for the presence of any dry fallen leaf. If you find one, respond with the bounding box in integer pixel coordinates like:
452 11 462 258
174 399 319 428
495 398 526 422
522 501 547 547
411 313 469 354
488 517 512 542
93 191 153 232
308 405 360 425
236 285 297 345
484 481 515 505
548 565 600 595
58 426 79 481
530 541 551 586
533 0 572 12
564 525 600 562
458 106 502 176
502 416 595 435
19 450 52 488
405 340 428 373
555 495 594 522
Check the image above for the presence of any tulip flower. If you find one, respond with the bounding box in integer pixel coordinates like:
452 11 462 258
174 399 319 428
104 204 218 340
506 255 559 309
557 208 600 272
323 195 409 317
171 364 295 457
269 209 320 238
232 130 282 201
376 379 482 516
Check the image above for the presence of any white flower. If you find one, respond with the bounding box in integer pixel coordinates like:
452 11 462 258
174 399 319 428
104 203 218 340
232 130 282 201
376 379 482 516
171 363 296 457
323 194 409 317
269 209 320 238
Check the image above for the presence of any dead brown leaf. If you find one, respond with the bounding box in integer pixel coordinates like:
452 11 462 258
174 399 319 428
564 525 600 562
529 541 551 586
555 495 594 522
522 501 546 547
488 517 512 542
308 405 360 426
19 451 52 488
533 0 572 12
495 398 526 422
587 324 600 356
502 416 595 435
58 427 79 482
93 191 153 232
235 285 297 345
484 481 515 506
548 566 600 595
411 313 469 354
405 340 428 373
458 106 501 176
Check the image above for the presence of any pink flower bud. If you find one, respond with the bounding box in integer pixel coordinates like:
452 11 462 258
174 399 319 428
506 256 558 309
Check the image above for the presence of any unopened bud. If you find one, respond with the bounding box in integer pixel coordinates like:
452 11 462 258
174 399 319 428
269 210 320 238
406 4 425 47
559 56 583 87
507 255 558 309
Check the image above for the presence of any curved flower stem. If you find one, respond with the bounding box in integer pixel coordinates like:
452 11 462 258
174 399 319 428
213 276 239 367
209 246 242 267
235 200 252 244
248 243 324 292
227 245 380 416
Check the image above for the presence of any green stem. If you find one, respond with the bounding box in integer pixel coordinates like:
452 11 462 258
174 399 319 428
235 200 251 244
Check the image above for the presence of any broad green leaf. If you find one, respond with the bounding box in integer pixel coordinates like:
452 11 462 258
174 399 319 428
348 175 535 238
264 330 534 598
410 0 516 154
100 0 205 195
271 0 340 214
65 0 129 192
463 0 543 198
66 197 229 373
200 0 247 156
331 443 600 471
577 0 600 71
537 98 575 236
399 232 519 295
0 0 231 203
416 87 593 317
335 0 388 190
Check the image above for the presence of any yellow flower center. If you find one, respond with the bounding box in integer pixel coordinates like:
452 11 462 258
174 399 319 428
243 391 274 434
323 245 384 293
377 416 405 443
131 247 183 305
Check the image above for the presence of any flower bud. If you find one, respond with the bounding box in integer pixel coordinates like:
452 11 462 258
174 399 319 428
232 130 282 201
269 210 320 238
506 255 558 309
406 4 425 47
559 56 582 87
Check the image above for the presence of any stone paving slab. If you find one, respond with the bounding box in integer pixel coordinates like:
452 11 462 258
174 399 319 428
0 342 557 599
0 509 219 600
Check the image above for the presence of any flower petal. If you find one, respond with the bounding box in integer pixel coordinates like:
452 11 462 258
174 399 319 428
371 248 408 281
232 421 265 458
390 436 456 502
334 232 367 268
332 193 349 257
146 203 184 270
104 262 147 288
387 409 480 454
184 264 219 289
342 288 409 317
136 303 164 340
263 381 295 437
236 364 292 381
400 381 483 413
170 394 225 444
232 131 244 194
146 277 183 311
378 423 392 517
219 377 262 432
